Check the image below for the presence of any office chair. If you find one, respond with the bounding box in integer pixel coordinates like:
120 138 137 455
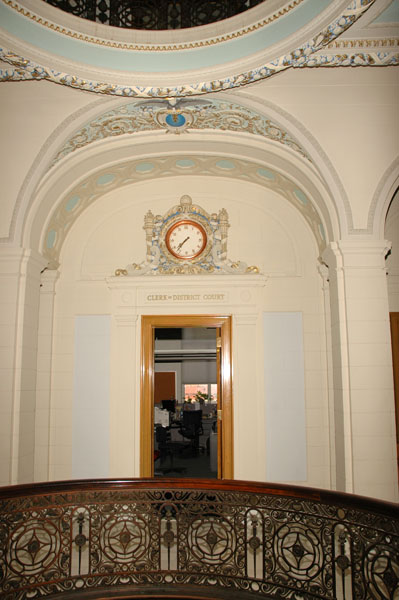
154 425 186 475
179 410 204 455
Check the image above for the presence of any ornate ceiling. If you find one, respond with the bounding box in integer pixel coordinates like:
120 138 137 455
51 99 313 166
0 0 397 255
0 0 398 98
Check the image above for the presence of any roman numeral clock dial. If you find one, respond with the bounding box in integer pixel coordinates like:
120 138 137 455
165 220 207 260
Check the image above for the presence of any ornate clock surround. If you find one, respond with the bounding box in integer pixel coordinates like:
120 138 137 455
149 194 225 273
115 194 259 276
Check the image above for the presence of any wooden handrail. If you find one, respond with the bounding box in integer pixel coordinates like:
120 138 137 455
0 477 397 515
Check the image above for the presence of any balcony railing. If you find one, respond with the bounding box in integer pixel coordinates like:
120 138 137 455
43 0 265 29
0 478 398 599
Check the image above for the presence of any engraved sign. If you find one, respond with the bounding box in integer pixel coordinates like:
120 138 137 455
146 292 226 303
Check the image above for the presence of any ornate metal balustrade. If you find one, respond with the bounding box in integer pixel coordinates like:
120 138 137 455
43 0 265 29
0 478 398 599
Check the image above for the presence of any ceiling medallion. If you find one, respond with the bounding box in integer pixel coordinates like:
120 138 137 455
155 108 194 132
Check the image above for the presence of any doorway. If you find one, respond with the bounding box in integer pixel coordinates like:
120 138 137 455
390 312 399 481
140 315 233 479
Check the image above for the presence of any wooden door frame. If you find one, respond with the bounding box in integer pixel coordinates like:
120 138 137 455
390 312 399 480
140 314 233 479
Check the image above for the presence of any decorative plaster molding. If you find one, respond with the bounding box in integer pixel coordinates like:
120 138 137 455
327 37 399 48
322 238 393 270
367 157 399 237
234 314 259 325
2 0 304 51
0 0 387 99
41 154 327 269
107 273 268 309
232 90 348 236
114 194 260 277
0 95 111 245
0 92 345 248
39 267 60 294
51 99 312 168
292 50 399 68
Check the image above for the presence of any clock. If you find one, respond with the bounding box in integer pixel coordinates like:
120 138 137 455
114 194 258 275
165 219 207 260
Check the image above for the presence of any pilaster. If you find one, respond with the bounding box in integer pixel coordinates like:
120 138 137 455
323 239 397 501
34 269 60 482
233 313 265 481
0 246 47 485
318 263 336 490
109 311 138 478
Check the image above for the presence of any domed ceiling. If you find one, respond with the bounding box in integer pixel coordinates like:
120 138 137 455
0 0 398 97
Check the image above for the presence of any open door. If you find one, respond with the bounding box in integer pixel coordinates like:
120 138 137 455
140 315 233 478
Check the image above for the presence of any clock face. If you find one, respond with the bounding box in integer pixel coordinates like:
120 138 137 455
165 220 207 260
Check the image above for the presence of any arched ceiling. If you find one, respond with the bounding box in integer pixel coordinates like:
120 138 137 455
14 91 343 265
0 0 398 97
35 147 330 268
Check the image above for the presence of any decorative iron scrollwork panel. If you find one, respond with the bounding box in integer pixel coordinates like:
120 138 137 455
45 0 97 20
3 506 71 596
43 0 265 29
0 484 398 599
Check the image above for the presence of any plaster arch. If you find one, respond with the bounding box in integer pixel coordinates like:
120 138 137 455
370 157 399 239
47 89 350 236
2 93 114 245
232 90 352 235
23 139 342 272
28 143 331 268
13 92 350 256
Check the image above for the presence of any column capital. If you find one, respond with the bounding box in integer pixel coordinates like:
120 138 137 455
234 314 258 326
0 246 48 275
114 314 139 327
322 239 391 270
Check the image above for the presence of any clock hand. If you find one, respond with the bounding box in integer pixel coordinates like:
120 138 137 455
176 236 190 251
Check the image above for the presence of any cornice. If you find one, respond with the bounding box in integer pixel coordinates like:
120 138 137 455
327 37 399 49
0 0 390 99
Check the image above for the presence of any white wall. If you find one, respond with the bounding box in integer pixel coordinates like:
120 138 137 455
264 312 307 482
46 174 329 488
1 69 397 499
72 315 110 479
